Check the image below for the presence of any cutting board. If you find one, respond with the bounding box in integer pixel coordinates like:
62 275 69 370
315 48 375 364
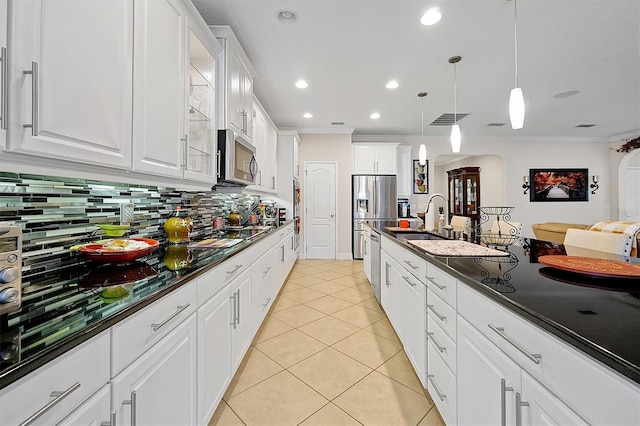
408 240 509 257
188 238 244 249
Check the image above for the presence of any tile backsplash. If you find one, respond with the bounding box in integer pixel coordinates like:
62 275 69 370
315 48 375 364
0 172 259 288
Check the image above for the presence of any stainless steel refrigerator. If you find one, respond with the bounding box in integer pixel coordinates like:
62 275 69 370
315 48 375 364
352 174 397 259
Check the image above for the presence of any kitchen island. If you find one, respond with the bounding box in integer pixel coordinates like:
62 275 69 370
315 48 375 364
0 222 297 425
371 225 640 425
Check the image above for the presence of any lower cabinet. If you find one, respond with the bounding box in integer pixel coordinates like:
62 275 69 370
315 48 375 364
111 313 197 426
58 384 112 426
230 268 253 372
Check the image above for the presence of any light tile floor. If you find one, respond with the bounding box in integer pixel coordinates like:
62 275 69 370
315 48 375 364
209 259 446 426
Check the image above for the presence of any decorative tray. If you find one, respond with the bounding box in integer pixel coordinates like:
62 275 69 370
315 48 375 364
78 238 159 263
538 255 640 279
407 240 509 257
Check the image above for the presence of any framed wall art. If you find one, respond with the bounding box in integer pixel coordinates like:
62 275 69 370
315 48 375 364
413 160 429 194
529 168 588 202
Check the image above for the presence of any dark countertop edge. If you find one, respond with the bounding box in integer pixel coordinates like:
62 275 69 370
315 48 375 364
0 224 291 390
374 228 640 386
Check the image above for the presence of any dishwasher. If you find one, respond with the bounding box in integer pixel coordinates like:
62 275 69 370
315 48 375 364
370 231 381 303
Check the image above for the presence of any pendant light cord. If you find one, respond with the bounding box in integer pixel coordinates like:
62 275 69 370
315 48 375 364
421 96 424 144
454 62 457 123
514 0 519 87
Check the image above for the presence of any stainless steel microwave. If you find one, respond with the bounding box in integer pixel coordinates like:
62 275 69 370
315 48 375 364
216 129 258 187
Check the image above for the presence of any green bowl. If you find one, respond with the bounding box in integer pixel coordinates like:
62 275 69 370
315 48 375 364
97 224 130 237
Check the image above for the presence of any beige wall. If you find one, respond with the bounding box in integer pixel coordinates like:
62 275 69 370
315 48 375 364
298 133 353 259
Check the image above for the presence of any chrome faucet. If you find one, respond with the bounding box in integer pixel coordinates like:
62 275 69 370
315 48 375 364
424 193 449 228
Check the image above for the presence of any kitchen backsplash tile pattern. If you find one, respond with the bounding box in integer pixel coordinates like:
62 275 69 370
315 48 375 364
0 172 259 290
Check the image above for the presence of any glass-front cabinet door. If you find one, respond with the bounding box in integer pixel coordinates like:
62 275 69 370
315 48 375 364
447 167 481 227
186 32 215 180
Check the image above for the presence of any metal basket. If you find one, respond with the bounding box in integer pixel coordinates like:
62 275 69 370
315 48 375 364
480 232 520 248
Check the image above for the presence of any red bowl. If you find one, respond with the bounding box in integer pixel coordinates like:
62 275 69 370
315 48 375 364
78 238 160 263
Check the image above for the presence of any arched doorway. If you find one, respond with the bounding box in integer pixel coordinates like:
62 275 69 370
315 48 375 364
619 149 640 221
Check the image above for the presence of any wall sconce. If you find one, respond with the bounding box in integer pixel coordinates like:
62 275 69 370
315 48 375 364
522 175 530 194
590 175 599 194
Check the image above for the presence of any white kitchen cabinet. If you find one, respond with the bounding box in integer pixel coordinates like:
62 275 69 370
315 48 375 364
197 282 232 426
352 143 399 174
131 0 187 179
0 0 7 150
251 248 276 332
58 384 112 426
363 227 371 283
230 268 253 372
8 0 133 169
112 313 197 426
211 26 256 139
397 145 413 197
248 96 277 192
0 331 110 426
273 224 296 286
276 131 301 221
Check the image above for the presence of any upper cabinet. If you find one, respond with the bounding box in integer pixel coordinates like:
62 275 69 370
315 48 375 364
0 0 7 150
247 96 277 192
447 166 481 227
210 26 256 140
276 131 300 219
397 145 412 197
352 143 399 175
8 0 134 169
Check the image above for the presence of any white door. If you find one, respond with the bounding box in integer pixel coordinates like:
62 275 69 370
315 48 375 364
305 162 337 259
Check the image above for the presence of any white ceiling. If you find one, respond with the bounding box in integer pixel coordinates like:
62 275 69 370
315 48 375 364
192 0 640 144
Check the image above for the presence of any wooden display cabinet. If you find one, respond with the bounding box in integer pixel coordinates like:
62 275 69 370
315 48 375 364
447 167 480 227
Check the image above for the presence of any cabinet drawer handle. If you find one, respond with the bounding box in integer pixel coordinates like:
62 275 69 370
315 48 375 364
427 332 446 353
426 374 446 401
100 411 117 426
404 260 419 270
151 304 190 332
515 392 529 426
426 276 446 290
1 47 7 130
262 266 272 276
22 61 39 136
489 324 542 365
501 379 514 426
123 391 137 426
20 382 81 426
226 264 243 276
262 297 271 308
427 304 446 322
402 275 417 287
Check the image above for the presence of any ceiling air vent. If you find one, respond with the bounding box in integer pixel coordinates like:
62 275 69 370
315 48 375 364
331 121 345 126
430 113 469 126
575 124 595 128
487 122 506 127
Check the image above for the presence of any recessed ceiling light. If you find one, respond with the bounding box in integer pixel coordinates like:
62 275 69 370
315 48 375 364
276 9 298 23
295 79 308 89
553 90 580 99
370 113 381 119
303 113 312 118
386 80 399 89
420 8 442 26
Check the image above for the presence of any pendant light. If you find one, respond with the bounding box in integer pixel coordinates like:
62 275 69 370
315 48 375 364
449 55 462 153
418 92 427 165
509 0 525 129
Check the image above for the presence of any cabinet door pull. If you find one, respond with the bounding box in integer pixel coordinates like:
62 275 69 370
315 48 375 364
19 382 81 426
123 391 137 426
151 304 190 332
489 324 542 365
427 332 446 353
426 374 446 401
1 47 7 130
426 276 446 290
226 264 243 276
236 289 241 325
100 411 117 426
262 266 271 276
501 379 514 426
181 134 188 170
404 260 419 270
385 262 391 287
515 392 529 426
229 293 237 328
402 275 417 287
427 304 446 322
22 62 39 136
262 297 271 308
216 150 222 178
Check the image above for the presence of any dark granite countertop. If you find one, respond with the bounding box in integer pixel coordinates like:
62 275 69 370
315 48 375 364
374 225 640 385
0 224 290 390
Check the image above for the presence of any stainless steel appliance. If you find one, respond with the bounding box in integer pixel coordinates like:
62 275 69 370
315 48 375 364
352 174 397 259
370 231 381 302
293 178 300 251
216 129 258 187
0 224 22 315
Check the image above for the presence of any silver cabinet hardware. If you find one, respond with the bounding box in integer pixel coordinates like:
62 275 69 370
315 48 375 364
123 391 137 426
385 262 390 287
501 378 514 426
427 374 446 401
489 324 542 365
427 332 446 353
181 134 188 170
23 62 39 136
262 266 271 276
226 264 243 276
426 276 446 290
216 150 221 178
402 275 417 287
404 260 418 270
229 292 237 328
151 304 190 332
262 297 271 308
1 47 7 130
236 289 241 325
20 382 81 426
100 411 117 426
427 304 446 322
515 392 529 426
